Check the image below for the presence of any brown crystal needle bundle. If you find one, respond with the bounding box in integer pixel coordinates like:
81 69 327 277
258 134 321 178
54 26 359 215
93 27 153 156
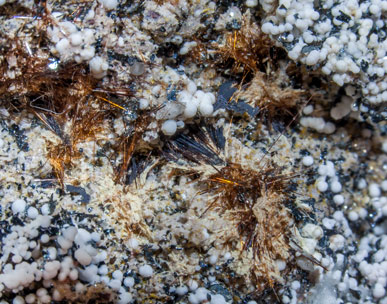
164 124 303 291
0 45 132 186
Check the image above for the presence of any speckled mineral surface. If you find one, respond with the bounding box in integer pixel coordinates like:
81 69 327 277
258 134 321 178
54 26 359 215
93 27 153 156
0 0 386 303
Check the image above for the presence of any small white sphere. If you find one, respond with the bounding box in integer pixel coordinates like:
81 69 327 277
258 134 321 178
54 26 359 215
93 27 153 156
188 279 198 291
276 259 286 271
139 264 153 278
333 194 344 205
373 283 386 298
322 217 336 230
291 281 301 290
13 296 25 304
25 294 36 304
74 248 92 266
63 226 77 241
261 22 274 34
208 255 218 265
112 270 123 281
187 81 197 94
184 102 198 118
302 155 314 166
124 276 135 288
118 292 133 304
330 180 342 193
127 238 139 250
318 165 327 176
317 180 328 192
55 38 70 55
89 56 108 79
305 50 320 66
335 60 347 73
245 0 258 7
12 254 22 264
198 101 213 117
139 99 149 110
41 203 50 215
303 105 314 115
348 211 359 221
99 0 118 10
27 207 39 219
176 285 188 295
205 92 216 104
98 265 108 275
382 141 387 153
176 120 185 129
12 199 26 214
369 183 381 197
108 279 122 291
357 178 367 189
40 234 50 243
381 180 387 192
369 4 381 15
69 32 82 46
161 120 177 136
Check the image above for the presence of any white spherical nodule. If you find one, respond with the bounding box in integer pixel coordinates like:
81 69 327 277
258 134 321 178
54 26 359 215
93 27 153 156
12 199 26 214
322 217 336 230
138 99 149 110
261 22 273 34
25 294 36 304
302 223 323 239
13 296 25 304
317 180 328 192
305 50 320 66
176 285 188 296
330 180 342 193
369 183 381 197
123 276 135 288
108 279 121 291
198 100 214 117
348 210 359 222
74 248 92 266
112 270 123 281
335 60 347 73
188 279 198 291
333 194 344 205
118 292 133 304
208 254 218 265
69 32 82 46
245 0 258 7
63 226 78 241
373 283 386 298
205 92 216 104
302 155 314 166
89 56 109 79
184 102 198 118
99 0 118 10
303 105 314 115
187 81 197 94
161 120 177 136
276 259 286 271
55 38 70 55
382 141 387 153
27 207 39 219
139 264 153 278
127 238 139 250
381 180 387 192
